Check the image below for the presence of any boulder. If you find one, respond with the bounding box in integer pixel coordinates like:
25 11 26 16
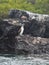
0 20 21 53
15 35 49 54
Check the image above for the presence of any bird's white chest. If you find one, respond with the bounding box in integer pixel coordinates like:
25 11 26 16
19 26 24 35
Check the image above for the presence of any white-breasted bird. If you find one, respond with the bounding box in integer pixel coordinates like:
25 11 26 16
19 24 24 36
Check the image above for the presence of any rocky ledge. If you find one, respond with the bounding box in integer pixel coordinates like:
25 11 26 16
0 9 49 54
16 35 49 54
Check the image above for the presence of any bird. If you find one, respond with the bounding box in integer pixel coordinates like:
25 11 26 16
19 24 24 36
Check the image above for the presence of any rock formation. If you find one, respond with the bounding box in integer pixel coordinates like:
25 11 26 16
0 9 49 54
15 35 49 54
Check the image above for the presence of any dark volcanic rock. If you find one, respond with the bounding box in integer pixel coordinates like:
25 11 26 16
0 20 21 53
15 35 49 54
0 9 49 54
44 21 49 38
9 9 29 19
24 19 46 37
0 18 49 54
8 9 49 38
